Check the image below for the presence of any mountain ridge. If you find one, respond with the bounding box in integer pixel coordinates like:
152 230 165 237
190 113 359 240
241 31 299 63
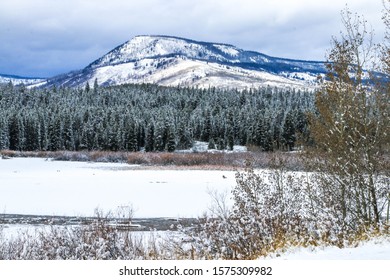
0 73 45 86
3 35 331 89
87 35 326 72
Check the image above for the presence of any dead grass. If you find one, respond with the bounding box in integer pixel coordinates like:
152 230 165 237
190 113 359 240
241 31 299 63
0 149 307 171
126 151 307 171
127 152 245 167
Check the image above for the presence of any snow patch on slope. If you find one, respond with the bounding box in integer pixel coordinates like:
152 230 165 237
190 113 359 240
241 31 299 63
213 44 240 57
88 56 312 90
90 35 232 68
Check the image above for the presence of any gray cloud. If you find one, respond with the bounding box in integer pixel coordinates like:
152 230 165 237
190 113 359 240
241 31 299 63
0 0 385 77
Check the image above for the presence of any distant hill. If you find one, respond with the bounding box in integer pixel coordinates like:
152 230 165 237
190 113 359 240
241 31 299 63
41 35 329 89
0 73 45 86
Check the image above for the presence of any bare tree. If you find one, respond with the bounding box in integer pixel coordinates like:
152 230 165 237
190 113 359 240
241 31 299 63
307 7 390 231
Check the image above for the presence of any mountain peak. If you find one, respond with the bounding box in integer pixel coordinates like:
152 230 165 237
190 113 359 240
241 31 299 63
42 35 329 89
88 35 247 69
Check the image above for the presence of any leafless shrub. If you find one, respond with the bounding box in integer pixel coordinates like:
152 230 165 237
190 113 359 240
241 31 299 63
126 151 306 170
0 207 170 260
176 156 389 259
176 160 313 260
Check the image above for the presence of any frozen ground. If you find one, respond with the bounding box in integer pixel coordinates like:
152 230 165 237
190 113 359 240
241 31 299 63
262 236 390 260
0 157 236 218
1 157 389 260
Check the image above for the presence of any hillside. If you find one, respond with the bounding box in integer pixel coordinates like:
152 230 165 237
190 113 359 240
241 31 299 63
42 35 327 89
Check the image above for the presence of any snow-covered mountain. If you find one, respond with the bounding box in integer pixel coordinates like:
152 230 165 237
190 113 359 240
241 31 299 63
40 35 329 89
0 74 45 86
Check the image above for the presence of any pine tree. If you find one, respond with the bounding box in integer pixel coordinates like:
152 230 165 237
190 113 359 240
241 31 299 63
93 78 99 94
8 113 20 150
201 110 211 142
48 116 62 151
0 117 9 149
282 112 296 151
145 123 155 152
154 121 165 152
166 127 176 152
126 122 138 152
85 82 90 93
177 119 192 149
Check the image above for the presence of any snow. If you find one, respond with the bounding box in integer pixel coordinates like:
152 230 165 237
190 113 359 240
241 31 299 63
213 44 240 57
0 75 45 85
190 141 209 153
80 35 322 90
0 157 235 218
93 36 229 68
1 157 388 260
89 56 313 90
262 237 390 260
1 224 41 240
281 71 319 82
0 223 166 246
34 35 332 89
188 141 247 153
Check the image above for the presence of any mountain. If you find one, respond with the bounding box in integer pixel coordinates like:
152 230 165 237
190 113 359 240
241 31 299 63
41 35 329 89
0 74 45 86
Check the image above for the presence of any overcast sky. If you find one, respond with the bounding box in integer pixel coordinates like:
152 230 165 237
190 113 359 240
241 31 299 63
0 0 386 78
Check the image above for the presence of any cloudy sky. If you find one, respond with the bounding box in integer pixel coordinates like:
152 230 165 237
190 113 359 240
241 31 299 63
0 0 386 78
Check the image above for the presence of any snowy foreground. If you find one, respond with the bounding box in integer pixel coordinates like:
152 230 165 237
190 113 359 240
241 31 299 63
2 224 389 260
262 236 390 260
1 157 389 260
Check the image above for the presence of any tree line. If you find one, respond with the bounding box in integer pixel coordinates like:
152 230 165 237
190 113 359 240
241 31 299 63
0 82 314 153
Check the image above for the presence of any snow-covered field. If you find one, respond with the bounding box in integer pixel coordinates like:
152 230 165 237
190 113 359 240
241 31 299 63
0 157 235 218
1 157 389 260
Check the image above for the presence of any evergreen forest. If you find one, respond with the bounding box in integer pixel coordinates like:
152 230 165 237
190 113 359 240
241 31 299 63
0 82 314 153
